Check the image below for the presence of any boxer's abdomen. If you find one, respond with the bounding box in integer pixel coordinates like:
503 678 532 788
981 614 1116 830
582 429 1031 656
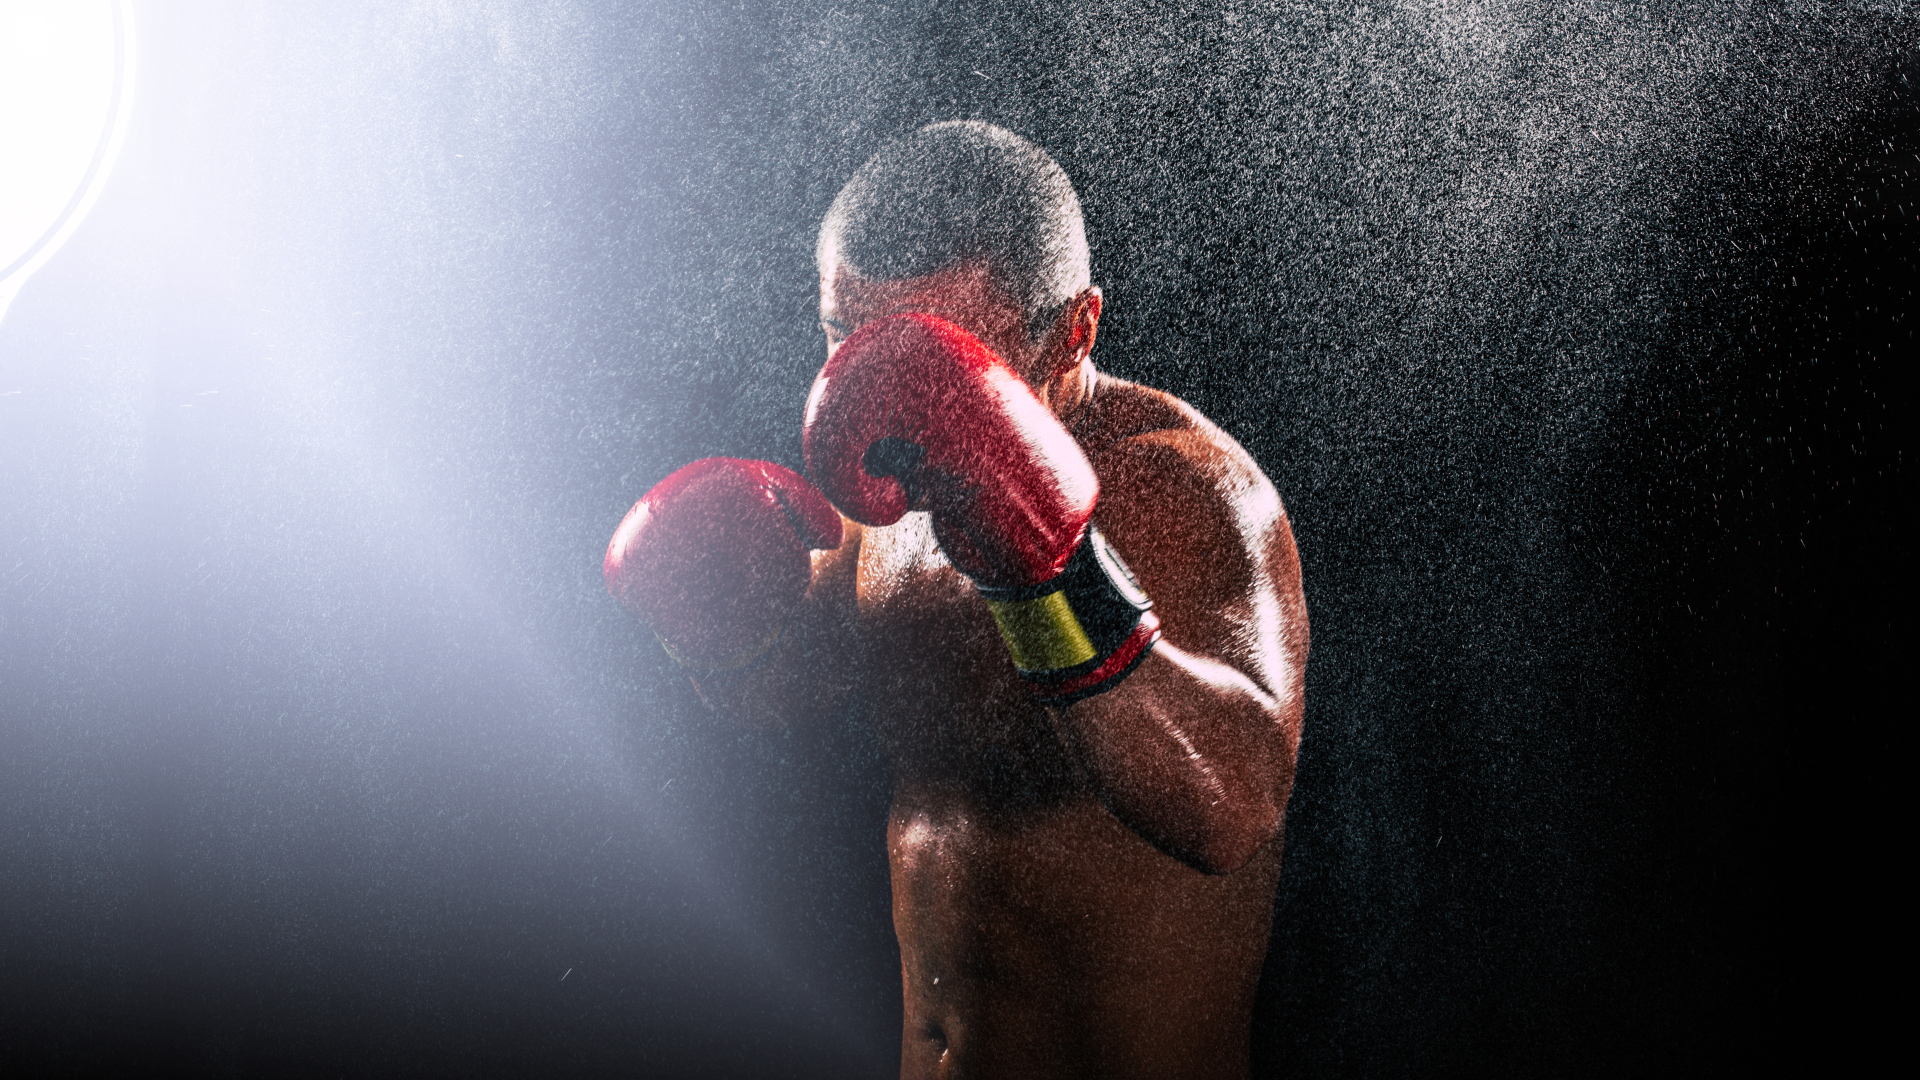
887 790 1280 1080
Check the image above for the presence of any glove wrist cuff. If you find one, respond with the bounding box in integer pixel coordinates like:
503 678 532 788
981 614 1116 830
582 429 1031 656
979 525 1161 705
654 623 785 677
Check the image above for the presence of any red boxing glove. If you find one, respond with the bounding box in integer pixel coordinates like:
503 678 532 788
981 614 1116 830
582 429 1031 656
605 457 842 672
803 313 1157 704
803 312 1096 586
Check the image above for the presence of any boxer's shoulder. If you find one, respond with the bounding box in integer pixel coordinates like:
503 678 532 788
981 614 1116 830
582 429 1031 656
1071 373 1197 447
1076 373 1281 534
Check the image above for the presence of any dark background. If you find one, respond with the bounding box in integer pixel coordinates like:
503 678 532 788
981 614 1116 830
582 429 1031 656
1 2 1908 1077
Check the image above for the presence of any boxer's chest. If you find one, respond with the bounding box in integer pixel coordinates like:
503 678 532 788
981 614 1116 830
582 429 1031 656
856 513 1009 694
855 514 1074 787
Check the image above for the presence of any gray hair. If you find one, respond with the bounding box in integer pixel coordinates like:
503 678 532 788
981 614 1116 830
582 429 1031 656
818 121 1092 339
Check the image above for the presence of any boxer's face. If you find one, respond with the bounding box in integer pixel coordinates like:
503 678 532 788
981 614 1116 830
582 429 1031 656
819 258 1059 387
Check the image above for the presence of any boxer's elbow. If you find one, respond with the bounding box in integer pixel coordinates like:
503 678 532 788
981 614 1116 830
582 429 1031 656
1078 657 1291 873
1118 758 1280 875
1173 786 1282 875
1177 700 1293 874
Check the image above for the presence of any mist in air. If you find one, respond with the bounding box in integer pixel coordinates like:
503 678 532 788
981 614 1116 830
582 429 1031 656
2 2 1908 1076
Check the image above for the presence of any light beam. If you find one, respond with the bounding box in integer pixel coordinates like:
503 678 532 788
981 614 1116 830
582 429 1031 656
0 0 135 325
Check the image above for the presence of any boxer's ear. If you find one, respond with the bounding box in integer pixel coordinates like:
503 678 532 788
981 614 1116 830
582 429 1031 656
1044 286 1102 382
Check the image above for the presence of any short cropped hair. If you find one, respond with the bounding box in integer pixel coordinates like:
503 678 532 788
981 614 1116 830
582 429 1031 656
818 121 1092 339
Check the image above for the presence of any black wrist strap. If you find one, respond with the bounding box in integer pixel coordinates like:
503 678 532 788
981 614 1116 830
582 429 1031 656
976 525 1158 688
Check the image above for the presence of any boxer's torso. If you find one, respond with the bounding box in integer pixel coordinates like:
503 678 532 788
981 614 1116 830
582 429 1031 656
852 376 1284 1080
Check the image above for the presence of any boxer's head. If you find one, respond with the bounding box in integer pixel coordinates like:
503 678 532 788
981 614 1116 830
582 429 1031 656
818 122 1100 408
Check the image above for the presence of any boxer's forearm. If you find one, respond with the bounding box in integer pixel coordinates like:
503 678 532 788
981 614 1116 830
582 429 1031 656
689 533 864 729
687 611 858 728
1056 642 1298 876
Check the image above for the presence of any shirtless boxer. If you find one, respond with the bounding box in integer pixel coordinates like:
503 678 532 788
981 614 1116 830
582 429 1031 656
606 122 1308 1079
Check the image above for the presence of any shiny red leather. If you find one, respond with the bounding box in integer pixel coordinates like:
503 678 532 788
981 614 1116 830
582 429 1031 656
803 313 1098 588
604 457 843 668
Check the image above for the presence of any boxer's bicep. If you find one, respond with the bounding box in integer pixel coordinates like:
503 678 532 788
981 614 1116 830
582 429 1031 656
1092 428 1291 703
1071 430 1302 872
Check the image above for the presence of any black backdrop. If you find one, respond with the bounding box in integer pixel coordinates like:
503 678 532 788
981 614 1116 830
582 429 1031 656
1 3 1909 1077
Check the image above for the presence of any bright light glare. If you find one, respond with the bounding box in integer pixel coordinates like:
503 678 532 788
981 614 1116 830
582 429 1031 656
0 0 134 324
